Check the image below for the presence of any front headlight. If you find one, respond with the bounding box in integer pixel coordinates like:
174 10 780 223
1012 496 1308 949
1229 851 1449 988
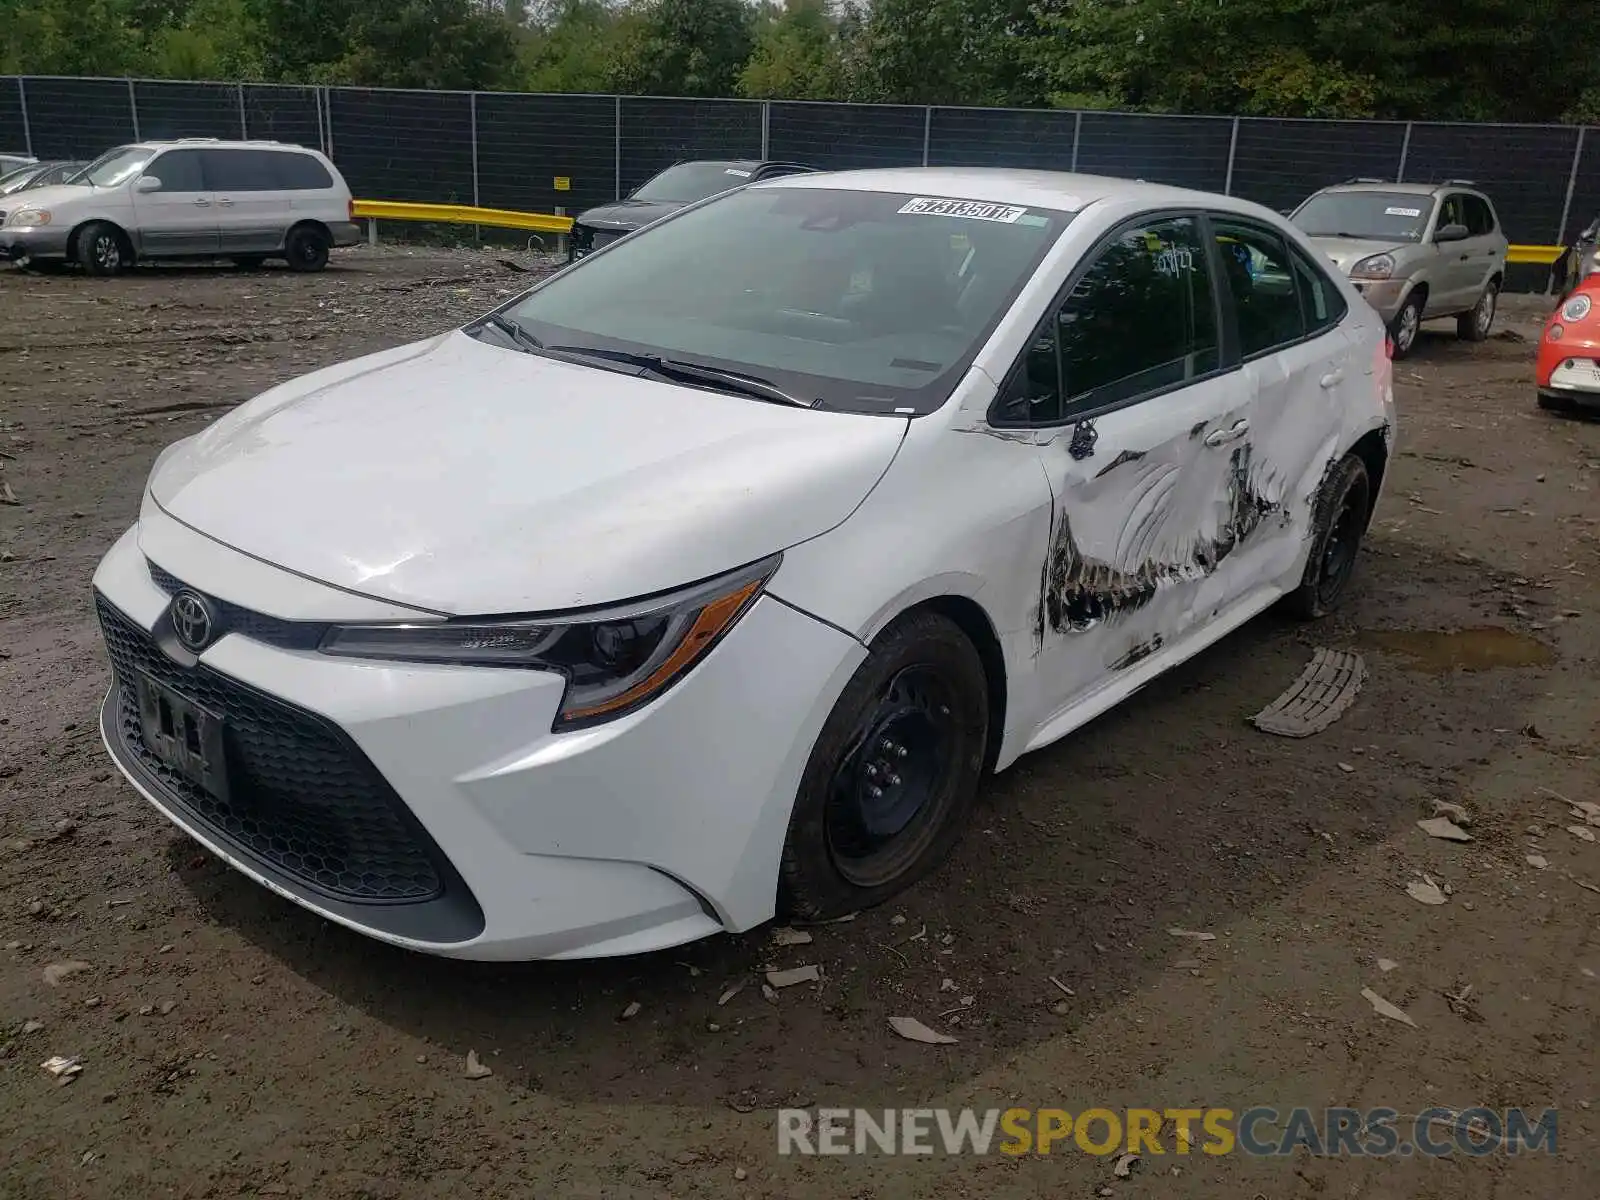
1561 294 1592 322
1349 253 1395 280
318 555 780 728
5 208 51 229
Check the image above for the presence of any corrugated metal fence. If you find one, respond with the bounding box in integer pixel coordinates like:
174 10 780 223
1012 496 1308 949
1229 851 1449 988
2 76 1595 250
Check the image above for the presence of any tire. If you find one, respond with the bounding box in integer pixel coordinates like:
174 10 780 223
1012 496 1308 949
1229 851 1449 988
1388 292 1423 359
232 255 267 269
284 225 330 272
1286 455 1372 620
75 222 129 276
1458 280 1498 341
779 610 990 921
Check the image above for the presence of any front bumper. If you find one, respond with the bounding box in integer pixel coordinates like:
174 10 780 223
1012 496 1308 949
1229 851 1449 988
92 518 866 959
1350 278 1409 323
0 224 72 261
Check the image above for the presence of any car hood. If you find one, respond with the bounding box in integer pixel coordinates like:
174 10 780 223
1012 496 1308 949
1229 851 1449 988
1 181 91 208
148 331 908 615
574 198 687 231
1304 235 1409 274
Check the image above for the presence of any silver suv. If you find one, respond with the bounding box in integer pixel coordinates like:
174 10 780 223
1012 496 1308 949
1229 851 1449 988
1290 179 1507 358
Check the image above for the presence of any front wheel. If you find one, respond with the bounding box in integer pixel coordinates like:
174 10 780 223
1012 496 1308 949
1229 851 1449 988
779 610 989 921
75 222 129 276
1458 280 1498 341
284 226 330 272
1286 455 1372 620
1388 292 1423 359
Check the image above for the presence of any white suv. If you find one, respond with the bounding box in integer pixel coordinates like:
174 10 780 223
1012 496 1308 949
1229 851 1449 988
0 139 359 274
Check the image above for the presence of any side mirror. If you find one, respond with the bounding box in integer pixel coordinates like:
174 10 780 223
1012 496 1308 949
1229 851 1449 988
135 175 162 193
1433 222 1470 243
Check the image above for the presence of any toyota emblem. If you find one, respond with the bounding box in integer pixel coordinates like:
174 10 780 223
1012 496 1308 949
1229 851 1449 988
169 589 217 653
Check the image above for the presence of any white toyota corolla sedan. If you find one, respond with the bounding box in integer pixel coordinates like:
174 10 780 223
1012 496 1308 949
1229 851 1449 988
93 168 1395 960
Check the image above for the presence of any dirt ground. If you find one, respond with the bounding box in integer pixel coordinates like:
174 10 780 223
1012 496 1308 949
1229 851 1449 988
1 250 1598 1200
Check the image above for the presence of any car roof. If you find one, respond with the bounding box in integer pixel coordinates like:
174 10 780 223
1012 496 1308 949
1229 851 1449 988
756 166 1236 213
131 138 317 153
1313 180 1485 198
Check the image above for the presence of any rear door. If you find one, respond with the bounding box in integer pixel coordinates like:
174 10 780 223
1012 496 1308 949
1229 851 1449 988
1461 194 1503 295
130 149 217 256
204 149 289 254
1209 216 1359 592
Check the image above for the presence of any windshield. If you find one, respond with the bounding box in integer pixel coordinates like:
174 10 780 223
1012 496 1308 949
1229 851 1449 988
0 166 41 195
1292 192 1435 242
497 186 1071 414
80 146 157 188
631 162 759 204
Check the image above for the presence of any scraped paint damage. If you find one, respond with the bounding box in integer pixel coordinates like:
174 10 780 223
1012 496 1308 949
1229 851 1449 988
1110 633 1164 671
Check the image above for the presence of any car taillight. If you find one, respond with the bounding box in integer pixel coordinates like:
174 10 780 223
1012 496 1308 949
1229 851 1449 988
1384 334 1395 360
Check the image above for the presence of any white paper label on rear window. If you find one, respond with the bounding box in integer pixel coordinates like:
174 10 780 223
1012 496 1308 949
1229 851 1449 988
898 197 1028 223
724 168 752 177
1385 206 1422 217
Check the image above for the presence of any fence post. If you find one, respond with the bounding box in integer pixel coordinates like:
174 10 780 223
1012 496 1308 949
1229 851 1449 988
313 86 324 155
470 91 480 209
614 95 622 201
1223 117 1240 195
17 78 32 156
760 101 770 160
1557 127 1585 246
1396 121 1413 183
237 82 247 139
127 78 140 142
922 106 932 167
323 87 334 158
1070 111 1082 173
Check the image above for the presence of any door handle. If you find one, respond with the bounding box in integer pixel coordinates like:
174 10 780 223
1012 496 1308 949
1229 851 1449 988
1320 369 1344 389
217 198 235 206
1204 419 1250 447
192 198 211 207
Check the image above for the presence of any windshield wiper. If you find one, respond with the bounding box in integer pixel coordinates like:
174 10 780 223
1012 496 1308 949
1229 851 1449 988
544 345 818 408
478 312 544 354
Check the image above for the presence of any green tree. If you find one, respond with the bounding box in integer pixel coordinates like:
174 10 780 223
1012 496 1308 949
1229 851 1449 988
324 0 521 89
521 0 621 93
0 0 146 75
738 0 841 100
608 0 754 97
845 0 1042 106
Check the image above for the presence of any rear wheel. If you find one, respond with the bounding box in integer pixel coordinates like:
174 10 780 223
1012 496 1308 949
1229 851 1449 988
284 225 330 272
75 222 129 276
779 611 989 921
1458 280 1498 341
1286 455 1372 620
1389 292 1423 359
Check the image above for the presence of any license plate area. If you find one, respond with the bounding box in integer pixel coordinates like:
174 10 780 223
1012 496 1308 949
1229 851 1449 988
134 672 229 801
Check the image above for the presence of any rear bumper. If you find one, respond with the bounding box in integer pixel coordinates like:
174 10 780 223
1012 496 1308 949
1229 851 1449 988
327 221 361 248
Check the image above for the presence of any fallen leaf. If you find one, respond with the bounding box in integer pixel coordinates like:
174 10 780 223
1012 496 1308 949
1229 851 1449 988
41 961 91 986
0 481 18 506
1417 817 1473 842
1430 800 1472 826
1406 879 1448 905
1360 987 1417 1028
1113 1151 1139 1178
765 965 820 988
716 980 747 1007
463 1050 492 1079
1048 976 1075 997
1377 958 1399 973
1338 762 1356 773
888 1016 958 1045
1566 825 1597 843
1527 854 1549 869
760 983 779 1004
1166 928 1216 941
771 927 813 947
620 1001 641 1020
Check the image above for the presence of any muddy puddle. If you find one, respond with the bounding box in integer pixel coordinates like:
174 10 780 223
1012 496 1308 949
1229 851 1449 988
1359 626 1555 672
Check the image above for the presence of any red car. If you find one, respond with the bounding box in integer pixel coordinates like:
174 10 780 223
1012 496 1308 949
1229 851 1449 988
1539 275 1600 410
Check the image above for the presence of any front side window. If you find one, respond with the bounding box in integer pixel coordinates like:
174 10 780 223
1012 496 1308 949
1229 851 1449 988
81 146 156 189
994 215 1219 423
144 149 205 193
1436 194 1467 235
1212 221 1305 357
499 187 1071 414
1291 191 1434 243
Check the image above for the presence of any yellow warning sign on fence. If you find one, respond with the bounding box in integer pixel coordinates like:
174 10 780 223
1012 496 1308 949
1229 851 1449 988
554 177 571 191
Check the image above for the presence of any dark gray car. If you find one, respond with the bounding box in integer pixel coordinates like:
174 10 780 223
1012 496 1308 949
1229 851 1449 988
567 159 814 261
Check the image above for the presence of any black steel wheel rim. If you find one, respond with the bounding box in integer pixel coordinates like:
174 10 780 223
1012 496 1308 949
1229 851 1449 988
824 664 959 889
1317 487 1364 606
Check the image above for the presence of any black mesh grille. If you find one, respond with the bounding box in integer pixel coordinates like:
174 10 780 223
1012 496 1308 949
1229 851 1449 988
97 594 445 904
145 558 328 651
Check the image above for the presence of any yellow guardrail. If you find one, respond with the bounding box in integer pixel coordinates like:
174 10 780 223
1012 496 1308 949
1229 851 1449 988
352 199 574 234
353 199 1566 266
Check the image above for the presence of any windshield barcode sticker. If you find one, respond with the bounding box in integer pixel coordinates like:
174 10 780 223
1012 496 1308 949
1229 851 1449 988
898 197 1028 223
724 168 752 177
1384 206 1422 217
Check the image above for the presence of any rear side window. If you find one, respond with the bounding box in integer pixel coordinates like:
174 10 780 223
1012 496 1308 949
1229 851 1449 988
994 215 1219 423
202 149 330 191
1211 221 1305 357
145 150 205 192
1463 195 1496 237
274 152 335 190
1290 247 1348 333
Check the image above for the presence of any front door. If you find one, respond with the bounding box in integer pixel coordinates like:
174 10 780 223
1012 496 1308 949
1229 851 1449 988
1427 192 1479 312
990 212 1256 718
130 149 218 256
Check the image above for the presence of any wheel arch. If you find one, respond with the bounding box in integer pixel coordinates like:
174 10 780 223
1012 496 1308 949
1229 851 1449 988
1345 426 1390 529
68 217 133 262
